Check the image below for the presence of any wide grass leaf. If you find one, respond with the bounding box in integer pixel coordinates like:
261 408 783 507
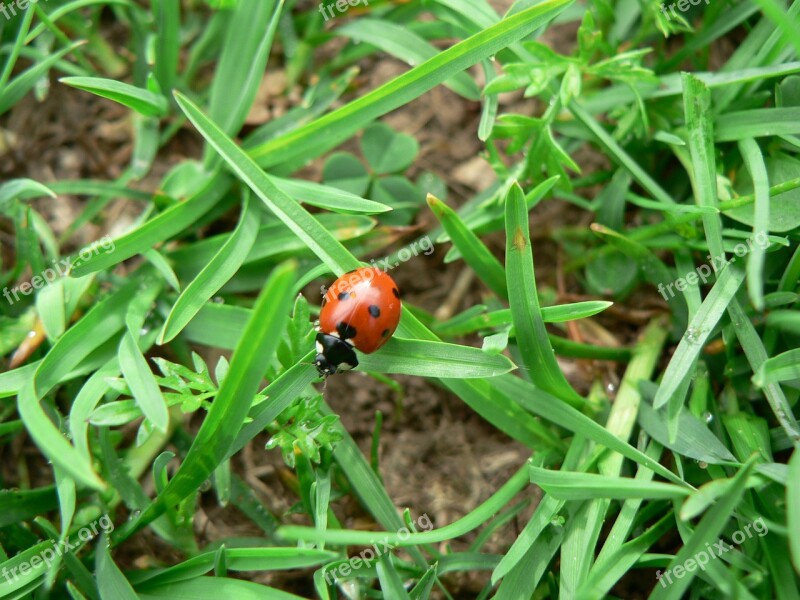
357 337 515 378
96 537 139 600
59 77 169 117
138 577 306 600
505 182 583 407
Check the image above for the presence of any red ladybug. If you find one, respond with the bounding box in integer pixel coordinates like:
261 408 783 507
314 267 401 376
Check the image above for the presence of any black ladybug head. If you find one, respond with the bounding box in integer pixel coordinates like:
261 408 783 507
314 332 358 377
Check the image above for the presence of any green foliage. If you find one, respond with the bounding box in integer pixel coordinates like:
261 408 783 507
0 0 799 597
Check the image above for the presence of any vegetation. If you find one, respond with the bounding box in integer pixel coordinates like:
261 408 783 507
1 0 799 597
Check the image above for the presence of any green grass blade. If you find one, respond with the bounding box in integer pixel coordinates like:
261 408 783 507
277 465 529 546
529 467 690 500
649 458 757 600
788 450 800 574
59 76 168 116
18 379 105 491
69 173 230 276
159 193 260 343
505 181 583 407
249 0 574 168
204 0 282 163
653 265 745 410
116 260 297 542
428 193 507 298
336 18 480 100
96 536 139 600
174 91 358 275
119 331 168 433
737 138 769 310
357 337 515 378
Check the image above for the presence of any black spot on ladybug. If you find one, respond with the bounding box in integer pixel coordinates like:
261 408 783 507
368 305 381 318
392 287 400 299
337 321 357 340
338 291 350 301
382 329 390 337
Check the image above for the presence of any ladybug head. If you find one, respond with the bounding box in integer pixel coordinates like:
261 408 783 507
314 332 358 377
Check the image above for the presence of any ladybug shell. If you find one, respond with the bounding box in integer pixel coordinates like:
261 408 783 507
319 267 401 354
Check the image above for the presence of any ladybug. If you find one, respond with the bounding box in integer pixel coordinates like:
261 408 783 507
314 267 401 376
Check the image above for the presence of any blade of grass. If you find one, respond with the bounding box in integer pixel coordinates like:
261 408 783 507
427 193 507 298
159 192 260 343
505 181 583 407
653 265 745 410
113 260 297 544
249 0 574 168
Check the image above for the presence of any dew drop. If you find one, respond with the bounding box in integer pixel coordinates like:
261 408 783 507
27 330 36 338
697 461 708 469
684 327 700 344
212 296 225 304
703 411 713 424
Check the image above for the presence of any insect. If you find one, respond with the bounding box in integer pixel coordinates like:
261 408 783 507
314 267 401 376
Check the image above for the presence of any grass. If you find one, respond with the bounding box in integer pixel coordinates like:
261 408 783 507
0 0 799 598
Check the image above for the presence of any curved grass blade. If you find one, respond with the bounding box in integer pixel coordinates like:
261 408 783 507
159 193 260 343
249 0 574 168
119 331 168 433
135 547 337 589
428 193 507 299
59 77 168 117
505 182 583 407
116 260 297 541
278 466 529 546
137 576 307 600
273 176 392 214
753 348 800 386
737 138 769 310
789 450 800 574
17 381 105 490
203 0 283 166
